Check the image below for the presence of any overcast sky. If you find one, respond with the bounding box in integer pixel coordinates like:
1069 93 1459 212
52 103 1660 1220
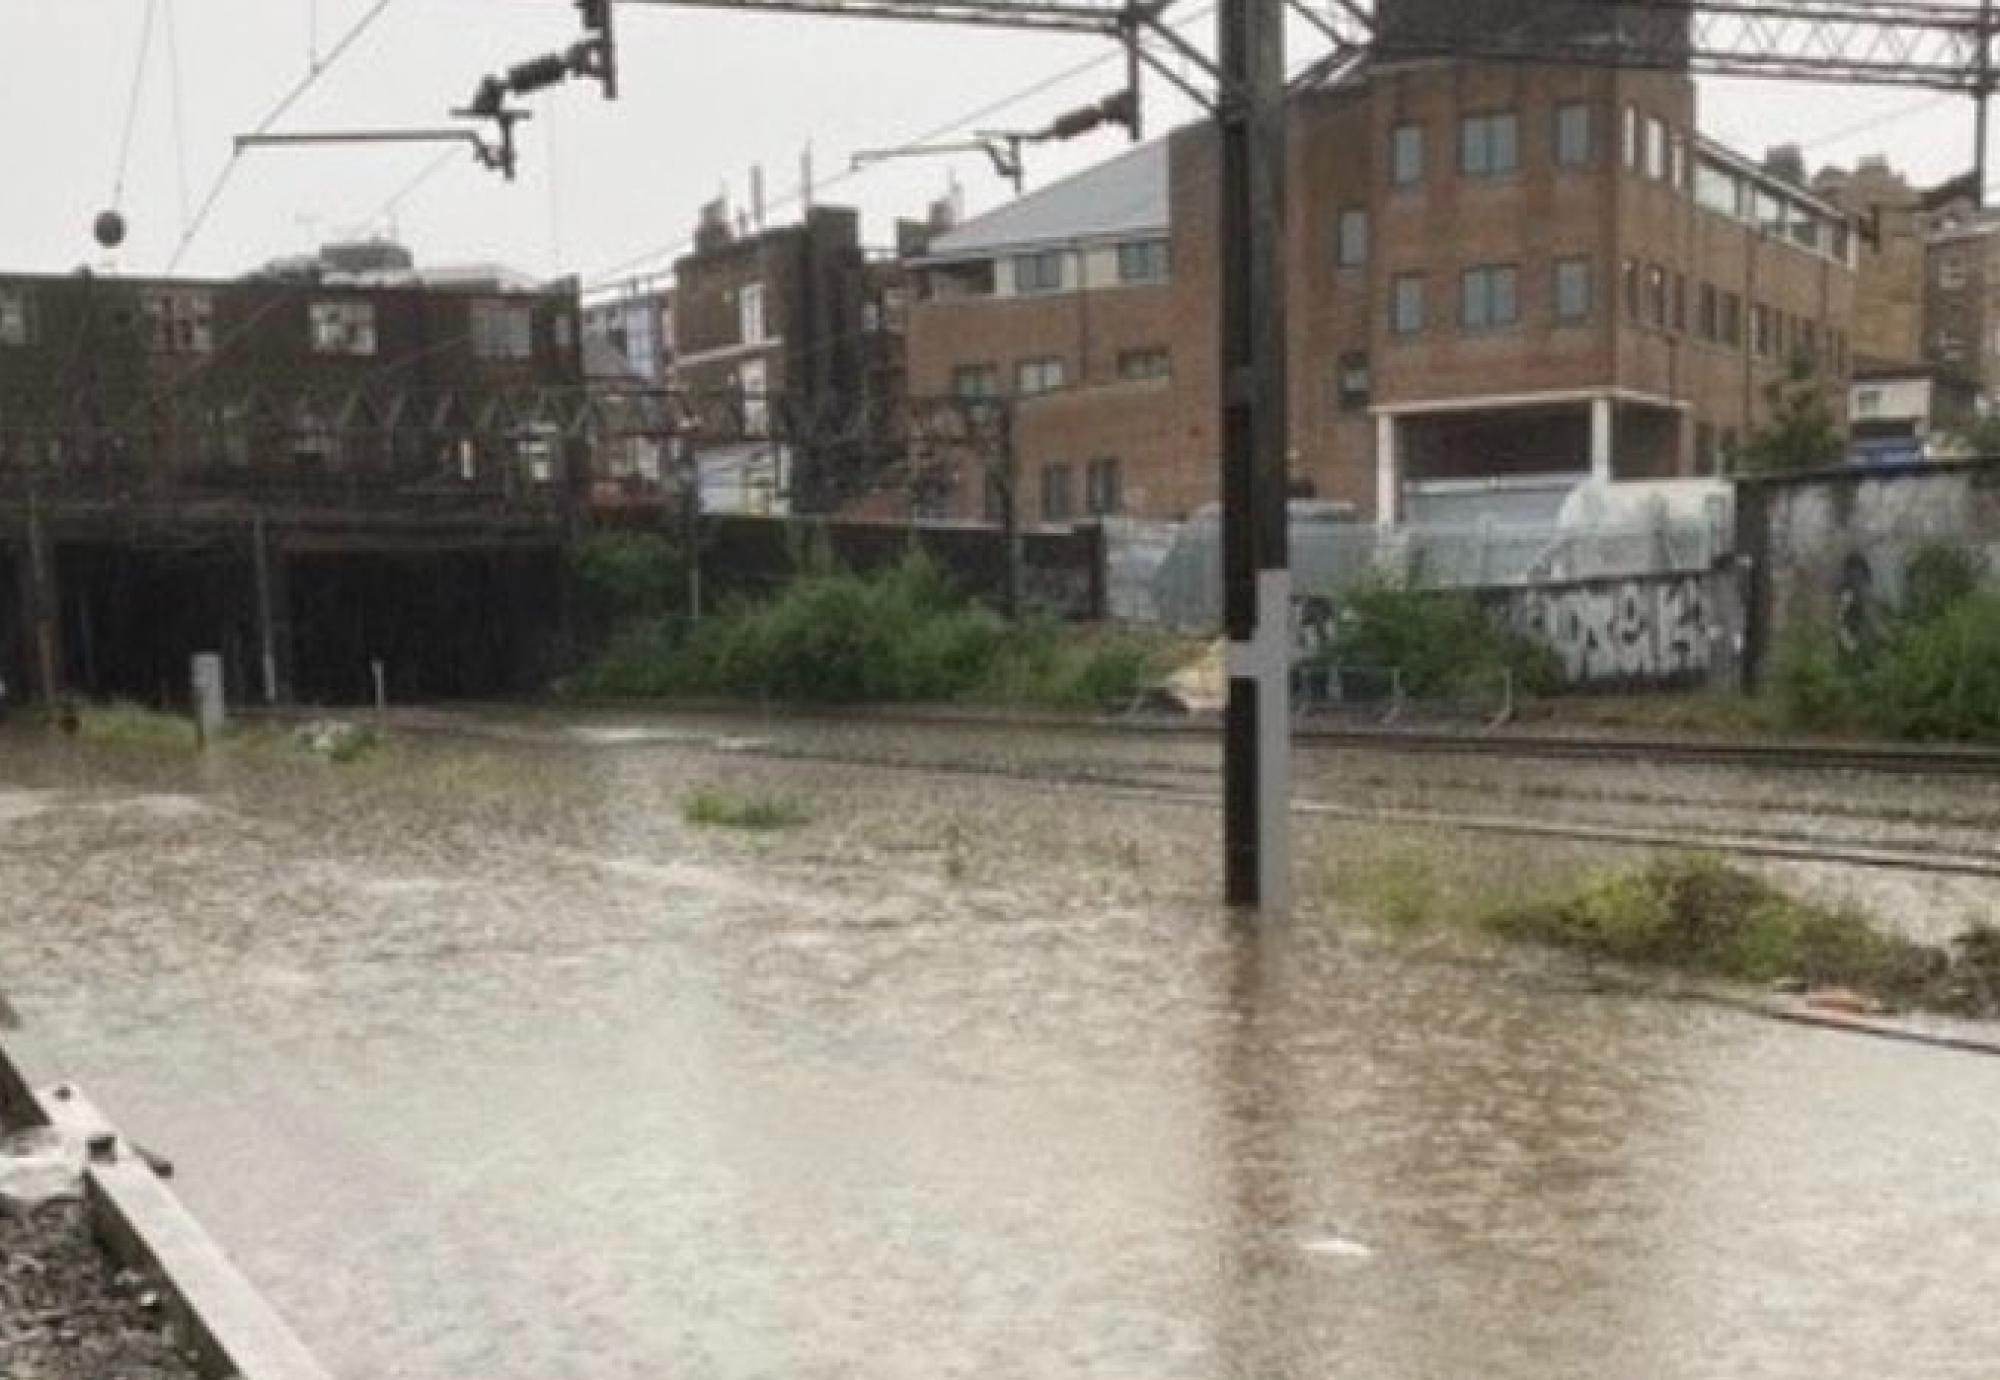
2 0 1987 296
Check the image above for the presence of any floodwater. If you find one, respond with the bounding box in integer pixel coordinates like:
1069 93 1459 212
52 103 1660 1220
3 713 2000 1380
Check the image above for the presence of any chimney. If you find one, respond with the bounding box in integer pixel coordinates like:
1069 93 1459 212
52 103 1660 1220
694 197 733 254
1763 143 1807 188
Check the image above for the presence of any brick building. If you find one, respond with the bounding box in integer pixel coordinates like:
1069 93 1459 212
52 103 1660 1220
1922 205 2000 397
0 262 585 497
671 201 906 514
905 56 1857 525
0 259 587 704
1815 156 1927 367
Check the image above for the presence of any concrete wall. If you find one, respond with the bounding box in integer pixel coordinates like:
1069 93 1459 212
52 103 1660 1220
1738 458 2000 681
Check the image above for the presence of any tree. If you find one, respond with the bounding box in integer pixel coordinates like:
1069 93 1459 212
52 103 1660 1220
1732 350 1845 475
1949 409 2000 458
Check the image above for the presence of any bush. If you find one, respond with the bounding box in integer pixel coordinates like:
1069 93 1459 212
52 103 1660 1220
569 532 684 622
564 551 1186 710
1768 622 1856 732
1320 575 1562 698
1768 544 2000 743
1485 854 1951 1000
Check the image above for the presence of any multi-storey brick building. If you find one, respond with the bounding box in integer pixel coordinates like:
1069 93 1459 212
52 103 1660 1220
0 264 585 495
1815 156 1927 367
1922 206 2000 397
0 262 586 703
906 55 1856 526
673 202 909 513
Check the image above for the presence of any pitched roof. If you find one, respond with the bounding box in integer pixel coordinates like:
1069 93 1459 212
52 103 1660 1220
922 138 1168 262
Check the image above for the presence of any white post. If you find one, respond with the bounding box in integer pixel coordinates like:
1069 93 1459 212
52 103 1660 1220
1375 412 1399 529
1590 394 1614 482
190 653 225 748
370 659 387 715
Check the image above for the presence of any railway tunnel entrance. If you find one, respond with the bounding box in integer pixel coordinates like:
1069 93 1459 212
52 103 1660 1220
288 545 567 705
29 535 567 709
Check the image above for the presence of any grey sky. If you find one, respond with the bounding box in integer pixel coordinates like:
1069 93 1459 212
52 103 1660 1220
2 1 1987 295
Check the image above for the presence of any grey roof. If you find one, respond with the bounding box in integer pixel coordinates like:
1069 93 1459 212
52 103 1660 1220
923 138 1168 262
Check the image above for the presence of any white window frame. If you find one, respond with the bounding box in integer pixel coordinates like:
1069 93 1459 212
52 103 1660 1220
1458 111 1519 177
738 357 769 436
309 300 378 356
1553 257 1591 323
1337 207 1368 267
1390 273 1425 336
0 286 31 347
1014 356 1066 397
142 289 214 354
738 282 767 345
472 299 534 361
1554 102 1590 167
1390 122 1424 186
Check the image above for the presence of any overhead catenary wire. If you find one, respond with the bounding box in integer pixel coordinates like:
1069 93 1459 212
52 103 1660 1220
581 2 1219 293
109 0 163 213
163 0 194 237
166 0 401 273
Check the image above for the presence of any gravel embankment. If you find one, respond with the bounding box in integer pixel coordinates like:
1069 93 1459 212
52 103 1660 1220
1 1122 202 1380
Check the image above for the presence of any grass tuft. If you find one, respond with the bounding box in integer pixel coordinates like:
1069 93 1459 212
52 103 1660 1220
681 786 811 831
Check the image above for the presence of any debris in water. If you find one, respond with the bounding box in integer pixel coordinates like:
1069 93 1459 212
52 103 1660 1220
1300 1235 1374 1259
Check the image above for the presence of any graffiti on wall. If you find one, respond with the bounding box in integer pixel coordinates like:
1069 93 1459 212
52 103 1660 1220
1500 574 1715 686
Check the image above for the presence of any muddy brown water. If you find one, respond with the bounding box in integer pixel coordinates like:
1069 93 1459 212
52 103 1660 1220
3 713 1999 1380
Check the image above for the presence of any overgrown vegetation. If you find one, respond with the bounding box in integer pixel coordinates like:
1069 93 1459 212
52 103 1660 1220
1482 855 2000 1018
1772 543 2000 741
1731 350 1845 475
680 786 811 830
1303 573 1562 698
568 531 685 625
68 703 197 752
567 552 1184 709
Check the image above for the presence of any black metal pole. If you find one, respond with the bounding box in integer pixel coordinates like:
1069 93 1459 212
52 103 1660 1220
1979 0 1993 208
1217 0 1289 909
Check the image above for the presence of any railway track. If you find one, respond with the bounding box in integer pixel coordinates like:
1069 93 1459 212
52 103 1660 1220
460 701 2000 778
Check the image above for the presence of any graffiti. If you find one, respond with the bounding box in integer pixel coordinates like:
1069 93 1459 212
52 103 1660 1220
1502 574 1714 686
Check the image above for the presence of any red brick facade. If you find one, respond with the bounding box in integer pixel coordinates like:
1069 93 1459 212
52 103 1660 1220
907 58 1856 523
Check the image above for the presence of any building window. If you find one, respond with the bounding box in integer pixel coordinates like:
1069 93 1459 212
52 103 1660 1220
470 299 533 360
1554 102 1591 167
1939 257 1968 290
1801 320 1820 365
1390 122 1424 186
1623 258 1640 322
1117 347 1170 382
1721 291 1743 347
1698 282 1718 342
1553 257 1592 323
309 301 377 355
1015 356 1066 397
1337 351 1371 410
1014 249 1066 294
1856 387 1882 418
1390 272 1425 336
1672 272 1687 333
0 286 32 346
1337 207 1368 267
738 281 767 344
1646 116 1668 180
1086 456 1123 516
1116 240 1169 285
1670 135 1688 190
1459 111 1519 176
738 357 769 436
953 363 1000 398
1938 331 1967 361
1752 303 1775 359
1042 462 1073 521
1695 421 1717 475
142 290 213 354
1623 104 1640 169
1461 264 1519 330
1644 265 1666 328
